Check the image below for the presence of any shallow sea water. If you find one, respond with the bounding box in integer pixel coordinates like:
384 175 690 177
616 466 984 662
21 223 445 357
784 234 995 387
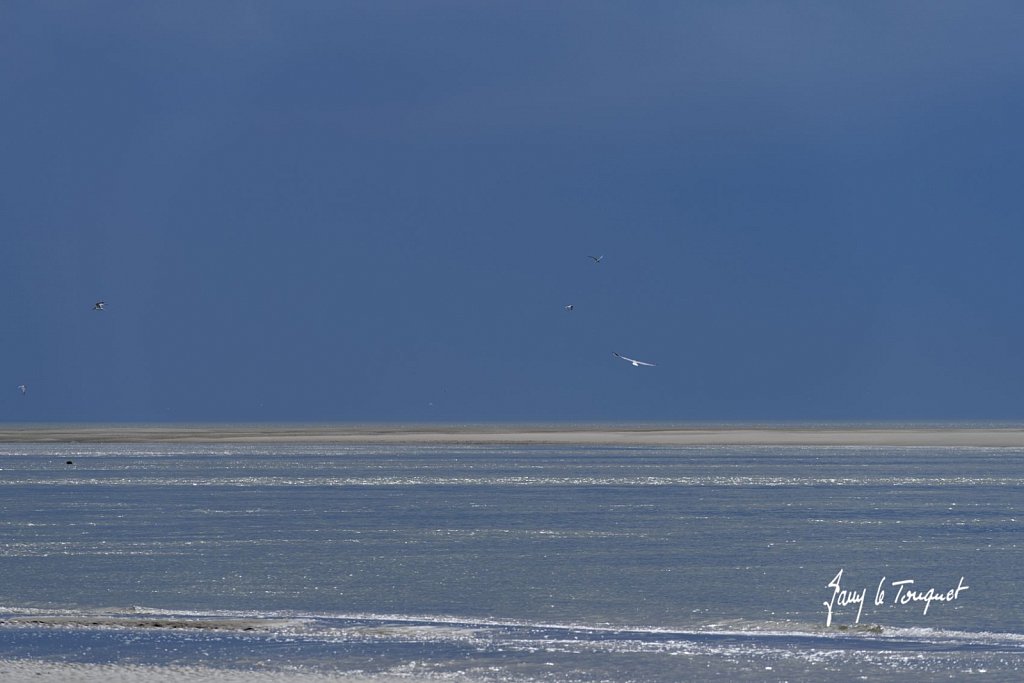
0 442 1022 680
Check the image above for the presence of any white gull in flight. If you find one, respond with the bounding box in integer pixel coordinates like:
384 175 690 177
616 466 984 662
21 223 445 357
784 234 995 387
613 352 655 367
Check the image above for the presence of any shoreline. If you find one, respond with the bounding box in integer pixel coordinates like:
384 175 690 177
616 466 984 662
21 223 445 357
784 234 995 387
0 660 399 683
3 423 1024 446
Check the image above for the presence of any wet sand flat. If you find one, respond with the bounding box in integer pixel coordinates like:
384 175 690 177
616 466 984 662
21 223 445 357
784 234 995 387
0 660 407 683
3 424 1024 446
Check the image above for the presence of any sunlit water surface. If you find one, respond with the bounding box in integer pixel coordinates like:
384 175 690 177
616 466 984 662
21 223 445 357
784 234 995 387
1 442 1022 680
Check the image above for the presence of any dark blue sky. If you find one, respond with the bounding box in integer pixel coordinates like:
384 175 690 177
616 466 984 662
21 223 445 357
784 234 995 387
4 2 1024 423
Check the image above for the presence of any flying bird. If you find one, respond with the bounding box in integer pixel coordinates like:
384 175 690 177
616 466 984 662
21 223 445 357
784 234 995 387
613 352 656 367
565 304 574 311
93 301 105 311
587 255 604 263
17 384 27 395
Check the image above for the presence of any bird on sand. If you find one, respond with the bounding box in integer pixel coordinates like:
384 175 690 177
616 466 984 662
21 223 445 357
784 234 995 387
93 301 105 310
613 352 656 367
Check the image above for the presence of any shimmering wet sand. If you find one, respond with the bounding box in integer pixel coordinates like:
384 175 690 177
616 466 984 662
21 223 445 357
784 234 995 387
3 423 1024 446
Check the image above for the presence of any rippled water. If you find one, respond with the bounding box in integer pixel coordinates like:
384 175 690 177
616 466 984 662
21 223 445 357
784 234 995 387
1 442 1022 680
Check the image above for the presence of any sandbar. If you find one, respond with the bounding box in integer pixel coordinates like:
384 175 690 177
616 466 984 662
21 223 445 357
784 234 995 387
0 659 412 682
3 424 1024 446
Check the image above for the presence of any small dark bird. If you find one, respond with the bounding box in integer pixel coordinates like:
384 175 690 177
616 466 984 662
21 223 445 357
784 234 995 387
587 255 604 263
93 301 106 311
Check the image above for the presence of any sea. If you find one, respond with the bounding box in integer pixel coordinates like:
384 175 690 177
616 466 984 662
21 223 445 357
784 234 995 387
1 437 1022 681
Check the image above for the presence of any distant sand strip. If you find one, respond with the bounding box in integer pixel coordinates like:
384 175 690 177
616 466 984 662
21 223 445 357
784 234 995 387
0 659 413 683
3 425 1024 446
0 616 303 631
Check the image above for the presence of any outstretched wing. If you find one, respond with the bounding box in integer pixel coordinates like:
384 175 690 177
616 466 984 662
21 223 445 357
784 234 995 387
613 352 656 367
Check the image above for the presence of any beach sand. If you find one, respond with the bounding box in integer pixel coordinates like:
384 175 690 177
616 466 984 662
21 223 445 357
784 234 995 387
0 659 422 682
2 423 1024 447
